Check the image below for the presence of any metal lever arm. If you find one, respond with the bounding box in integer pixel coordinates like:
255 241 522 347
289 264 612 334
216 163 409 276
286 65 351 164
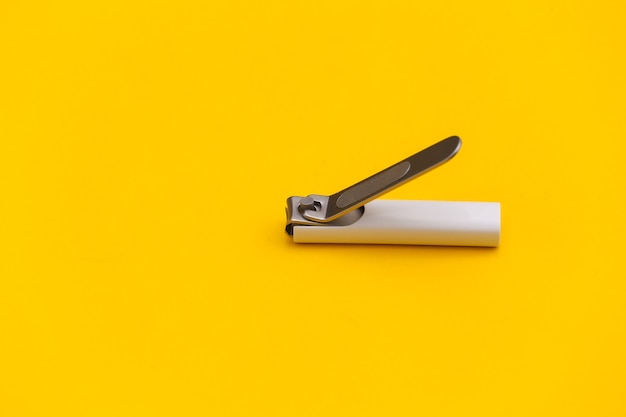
301 136 462 223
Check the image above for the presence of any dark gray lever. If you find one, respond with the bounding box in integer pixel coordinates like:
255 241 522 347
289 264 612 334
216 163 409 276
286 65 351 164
300 136 462 223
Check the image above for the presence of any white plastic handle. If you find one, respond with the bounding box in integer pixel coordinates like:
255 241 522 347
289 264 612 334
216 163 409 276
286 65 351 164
292 200 500 247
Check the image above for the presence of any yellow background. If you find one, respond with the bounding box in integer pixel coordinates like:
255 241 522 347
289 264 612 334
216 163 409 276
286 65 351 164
1 1 625 415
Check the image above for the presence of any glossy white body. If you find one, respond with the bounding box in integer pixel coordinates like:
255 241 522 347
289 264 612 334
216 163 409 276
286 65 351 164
292 200 500 247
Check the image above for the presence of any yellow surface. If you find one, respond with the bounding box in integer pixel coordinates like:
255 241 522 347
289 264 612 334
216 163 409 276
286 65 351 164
1 1 625 415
